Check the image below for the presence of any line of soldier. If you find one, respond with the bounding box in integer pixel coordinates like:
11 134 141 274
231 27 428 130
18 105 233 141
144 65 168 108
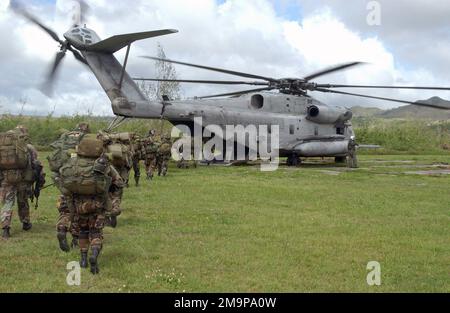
0 123 173 275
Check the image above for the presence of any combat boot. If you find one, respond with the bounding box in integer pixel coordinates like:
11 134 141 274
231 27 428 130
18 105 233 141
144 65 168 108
57 232 70 252
71 236 79 249
109 216 117 228
89 247 101 275
22 222 33 231
2 227 10 240
80 251 88 268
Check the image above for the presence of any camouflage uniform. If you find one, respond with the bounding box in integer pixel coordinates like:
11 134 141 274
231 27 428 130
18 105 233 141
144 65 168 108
51 123 90 251
1 127 45 239
176 137 198 169
108 165 125 221
59 135 124 275
70 161 123 274
155 136 172 177
143 130 159 180
131 136 144 187
98 132 133 226
144 145 157 180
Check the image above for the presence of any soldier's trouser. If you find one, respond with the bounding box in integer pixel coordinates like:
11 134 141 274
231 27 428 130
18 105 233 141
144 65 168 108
108 189 123 217
156 155 170 175
145 156 156 177
133 158 140 185
118 167 131 186
56 195 79 237
1 182 31 229
76 214 105 253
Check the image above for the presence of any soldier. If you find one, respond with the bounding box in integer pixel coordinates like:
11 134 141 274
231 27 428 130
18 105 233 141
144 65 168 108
143 130 159 180
49 123 90 252
58 134 124 274
1 126 45 239
100 132 133 228
155 135 172 177
176 137 198 169
131 133 144 187
347 136 358 169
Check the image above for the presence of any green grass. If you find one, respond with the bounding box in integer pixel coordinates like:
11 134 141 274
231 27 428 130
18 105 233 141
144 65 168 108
0 154 449 293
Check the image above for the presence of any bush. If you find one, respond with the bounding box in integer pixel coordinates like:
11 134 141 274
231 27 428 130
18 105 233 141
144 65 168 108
354 117 450 155
0 115 170 150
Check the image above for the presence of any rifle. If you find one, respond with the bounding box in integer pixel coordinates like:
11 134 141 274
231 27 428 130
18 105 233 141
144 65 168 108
31 163 46 210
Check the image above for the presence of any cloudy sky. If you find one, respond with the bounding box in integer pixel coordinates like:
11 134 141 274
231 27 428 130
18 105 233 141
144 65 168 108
0 0 449 116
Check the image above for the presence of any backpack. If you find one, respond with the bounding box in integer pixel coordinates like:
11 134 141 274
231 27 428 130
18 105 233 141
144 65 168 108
58 155 111 197
106 143 132 168
159 142 172 155
48 131 85 173
144 139 159 155
0 131 29 170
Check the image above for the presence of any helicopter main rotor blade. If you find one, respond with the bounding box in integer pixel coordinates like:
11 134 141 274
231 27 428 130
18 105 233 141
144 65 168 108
304 62 365 82
132 78 269 86
41 50 67 97
141 56 278 82
315 88 450 110
316 84 450 91
199 87 275 99
10 2 64 44
71 0 90 27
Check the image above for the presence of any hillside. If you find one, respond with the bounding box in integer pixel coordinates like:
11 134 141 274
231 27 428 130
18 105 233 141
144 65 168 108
352 97 450 120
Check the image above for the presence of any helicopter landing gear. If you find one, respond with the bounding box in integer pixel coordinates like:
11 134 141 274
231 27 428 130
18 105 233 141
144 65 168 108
286 154 301 167
335 156 346 164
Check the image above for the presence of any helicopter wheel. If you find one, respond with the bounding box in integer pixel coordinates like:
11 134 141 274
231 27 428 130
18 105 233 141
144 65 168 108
287 154 301 167
335 156 346 164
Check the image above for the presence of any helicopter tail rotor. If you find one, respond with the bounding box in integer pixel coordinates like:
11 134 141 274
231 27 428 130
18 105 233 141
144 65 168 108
10 1 88 97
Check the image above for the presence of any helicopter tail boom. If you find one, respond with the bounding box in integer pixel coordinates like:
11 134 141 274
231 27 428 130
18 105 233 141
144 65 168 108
79 30 178 118
82 50 162 117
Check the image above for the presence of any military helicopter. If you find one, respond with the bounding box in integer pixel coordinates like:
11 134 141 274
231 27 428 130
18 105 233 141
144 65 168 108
11 1 450 166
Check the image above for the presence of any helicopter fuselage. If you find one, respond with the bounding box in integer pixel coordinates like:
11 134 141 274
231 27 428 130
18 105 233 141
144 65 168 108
61 27 354 159
161 93 355 158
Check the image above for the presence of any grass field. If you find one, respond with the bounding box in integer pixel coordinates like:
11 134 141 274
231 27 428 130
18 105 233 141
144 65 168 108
0 154 449 293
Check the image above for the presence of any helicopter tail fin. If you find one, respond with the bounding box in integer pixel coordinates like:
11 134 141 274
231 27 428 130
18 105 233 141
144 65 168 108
85 29 178 53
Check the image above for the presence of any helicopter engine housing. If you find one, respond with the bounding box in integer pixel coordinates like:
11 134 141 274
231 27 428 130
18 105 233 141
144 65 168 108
306 105 353 124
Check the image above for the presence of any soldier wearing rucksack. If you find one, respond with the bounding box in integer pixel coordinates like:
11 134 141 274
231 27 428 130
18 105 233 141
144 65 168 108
156 135 173 177
57 134 124 275
49 123 90 252
98 131 133 228
0 126 45 239
143 130 159 180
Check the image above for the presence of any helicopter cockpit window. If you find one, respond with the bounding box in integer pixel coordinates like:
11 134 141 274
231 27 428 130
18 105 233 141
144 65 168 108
250 94 264 109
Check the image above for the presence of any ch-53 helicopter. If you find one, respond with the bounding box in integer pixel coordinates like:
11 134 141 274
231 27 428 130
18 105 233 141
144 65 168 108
11 1 450 166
